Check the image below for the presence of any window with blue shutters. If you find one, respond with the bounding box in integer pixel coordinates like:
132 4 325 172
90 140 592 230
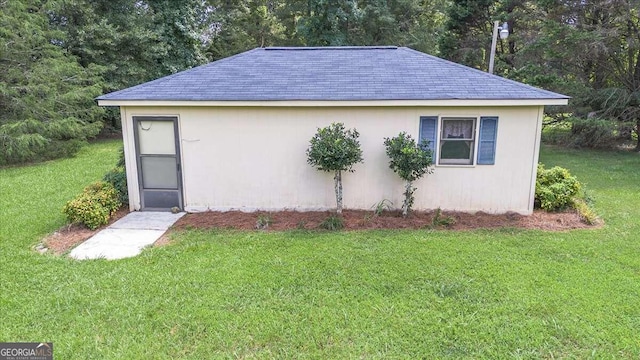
419 115 498 166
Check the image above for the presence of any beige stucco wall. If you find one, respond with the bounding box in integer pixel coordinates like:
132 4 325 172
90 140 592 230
120 105 544 214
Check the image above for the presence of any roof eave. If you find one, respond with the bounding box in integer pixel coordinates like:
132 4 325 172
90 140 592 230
97 98 569 107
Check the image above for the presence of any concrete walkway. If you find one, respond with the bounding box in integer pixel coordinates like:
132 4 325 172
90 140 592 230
70 212 185 260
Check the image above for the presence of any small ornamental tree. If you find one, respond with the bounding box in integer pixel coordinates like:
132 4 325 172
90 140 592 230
307 123 363 214
384 132 434 217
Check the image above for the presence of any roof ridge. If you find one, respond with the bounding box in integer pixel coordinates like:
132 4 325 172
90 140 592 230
398 47 569 99
264 46 398 51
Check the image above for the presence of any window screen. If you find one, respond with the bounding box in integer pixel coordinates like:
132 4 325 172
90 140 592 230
439 117 475 165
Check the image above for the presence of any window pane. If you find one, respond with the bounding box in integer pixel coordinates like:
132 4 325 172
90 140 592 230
137 120 176 155
441 118 474 140
141 156 178 189
440 140 474 164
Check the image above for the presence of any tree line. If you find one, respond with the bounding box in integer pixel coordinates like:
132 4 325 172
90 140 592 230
1 0 638 165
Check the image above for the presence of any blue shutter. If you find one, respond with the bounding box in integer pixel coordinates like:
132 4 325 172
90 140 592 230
477 116 498 165
419 116 438 161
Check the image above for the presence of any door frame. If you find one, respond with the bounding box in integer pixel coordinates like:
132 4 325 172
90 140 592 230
132 116 183 211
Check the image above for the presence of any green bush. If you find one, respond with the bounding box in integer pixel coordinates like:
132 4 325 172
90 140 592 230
428 208 456 229
541 121 571 145
103 167 128 203
102 146 128 203
116 146 126 167
572 198 599 225
319 215 344 231
255 214 273 230
567 117 618 149
63 181 122 230
371 199 393 217
535 164 582 211
541 117 631 149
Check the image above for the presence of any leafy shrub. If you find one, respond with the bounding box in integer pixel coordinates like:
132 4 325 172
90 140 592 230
535 164 582 211
63 181 121 230
319 215 344 231
116 146 126 167
542 117 632 149
567 117 618 149
427 208 456 229
103 167 128 203
0 118 101 166
572 198 599 225
255 214 273 230
541 121 571 145
371 199 393 216
102 146 128 203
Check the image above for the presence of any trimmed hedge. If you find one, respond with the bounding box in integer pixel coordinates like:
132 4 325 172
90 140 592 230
63 181 121 230
535 164 582 211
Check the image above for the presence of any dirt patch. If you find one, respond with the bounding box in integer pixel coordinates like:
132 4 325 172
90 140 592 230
40 208 598 255
154 233 173 247
172 209 597 232
40 208 129 255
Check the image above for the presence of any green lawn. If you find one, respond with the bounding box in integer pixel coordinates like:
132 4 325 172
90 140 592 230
1 141 639 359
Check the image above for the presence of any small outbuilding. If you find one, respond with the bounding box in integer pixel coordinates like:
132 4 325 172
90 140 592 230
97 46 568 214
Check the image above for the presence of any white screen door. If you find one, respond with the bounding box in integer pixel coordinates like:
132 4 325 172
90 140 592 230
133 116 182 210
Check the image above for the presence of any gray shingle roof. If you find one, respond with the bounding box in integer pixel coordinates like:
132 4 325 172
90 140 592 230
97 46 568 102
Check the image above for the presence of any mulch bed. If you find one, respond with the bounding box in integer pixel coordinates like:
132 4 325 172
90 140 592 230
41 208 129 255
41 208 598 255
172 209 596 232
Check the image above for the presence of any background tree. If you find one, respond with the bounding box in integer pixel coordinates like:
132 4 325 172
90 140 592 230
6 0 640 167
49 0 213 130
439 0 496 69
307 123 363 214
513 0 640 149
384 132 433 217
205 0 285 60
437 0 640 150
0 0 104 165
295 0 448 49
